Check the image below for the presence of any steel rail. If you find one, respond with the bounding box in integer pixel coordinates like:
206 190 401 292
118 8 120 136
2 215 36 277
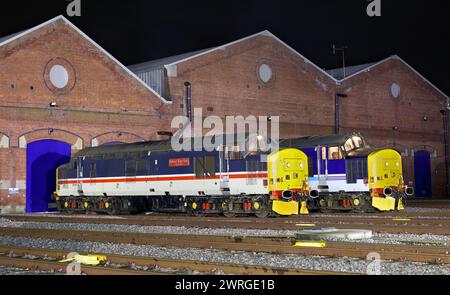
1 227 449 264
3 215 450 235
0 245 347 275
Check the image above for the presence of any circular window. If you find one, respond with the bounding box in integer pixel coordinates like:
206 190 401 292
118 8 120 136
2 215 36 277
258 64 272 83
390 83 400 98
43 57 77 95
49 65 69 89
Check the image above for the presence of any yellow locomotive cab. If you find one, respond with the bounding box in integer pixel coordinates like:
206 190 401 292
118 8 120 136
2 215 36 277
268 148 310 215
368 149 405 211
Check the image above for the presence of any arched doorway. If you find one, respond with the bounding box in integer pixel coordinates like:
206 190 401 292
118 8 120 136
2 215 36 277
414 150 432 198
26 140 71 213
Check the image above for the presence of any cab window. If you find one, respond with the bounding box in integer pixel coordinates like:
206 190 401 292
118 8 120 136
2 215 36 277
344 138 355 152
329 147 343 160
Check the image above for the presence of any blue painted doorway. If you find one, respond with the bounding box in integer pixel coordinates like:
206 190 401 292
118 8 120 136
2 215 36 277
26 140 71 213
414 150 432 198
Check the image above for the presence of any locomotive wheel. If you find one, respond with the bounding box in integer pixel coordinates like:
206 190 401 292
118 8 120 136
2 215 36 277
255 210 270 218
193 210 206 217
107 209 120 215
223 211 237 218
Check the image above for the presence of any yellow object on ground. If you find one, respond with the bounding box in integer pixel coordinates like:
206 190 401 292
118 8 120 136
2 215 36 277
294 241 327 248
272 200 299 216
299 201 309 215
295 223 316 227
392 218 411 222
372 196 397 211
59 254 107 266
397 199 405 210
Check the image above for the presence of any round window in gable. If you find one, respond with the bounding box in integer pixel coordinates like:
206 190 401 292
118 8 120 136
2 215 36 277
258 63 273 83
390 83 400 98
49 65 69 89
43 57 77 95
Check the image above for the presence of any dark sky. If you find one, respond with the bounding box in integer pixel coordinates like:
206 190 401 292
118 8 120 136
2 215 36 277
1 0 449 95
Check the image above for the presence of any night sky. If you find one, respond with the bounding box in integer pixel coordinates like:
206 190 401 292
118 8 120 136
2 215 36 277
1 0 449 95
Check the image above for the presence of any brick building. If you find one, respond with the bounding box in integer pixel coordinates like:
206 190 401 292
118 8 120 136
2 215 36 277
1 17 448 213
0 16 169 213
130 31 449 199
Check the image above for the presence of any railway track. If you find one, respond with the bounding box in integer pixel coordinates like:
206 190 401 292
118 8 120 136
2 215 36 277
1 227 449 264
0 245 346 275
4 214 450 235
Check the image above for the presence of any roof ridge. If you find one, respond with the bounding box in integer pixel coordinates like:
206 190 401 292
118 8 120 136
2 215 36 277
0 15 171 104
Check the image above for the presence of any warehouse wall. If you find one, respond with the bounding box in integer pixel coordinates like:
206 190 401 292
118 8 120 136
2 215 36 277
163 37 448 198
165 34 337 139
0 19 168 213
337 58 448 197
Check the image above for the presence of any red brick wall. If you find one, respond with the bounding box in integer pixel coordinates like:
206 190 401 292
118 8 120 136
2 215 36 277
165 34 337 138
164 37 448 198
337 58 448 197
0 20 168 213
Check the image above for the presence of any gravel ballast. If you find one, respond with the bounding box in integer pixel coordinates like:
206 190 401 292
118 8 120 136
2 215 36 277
0 265 58 275
0 235 449 275
1 218 449 247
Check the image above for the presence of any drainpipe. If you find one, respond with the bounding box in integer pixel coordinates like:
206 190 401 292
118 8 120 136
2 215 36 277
335 93 348 134
184 82 192 122
440 109 449 197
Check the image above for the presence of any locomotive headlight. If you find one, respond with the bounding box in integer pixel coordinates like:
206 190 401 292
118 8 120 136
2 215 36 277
287 163 291 168
385 162 389 166
396 162 399 167
300 163 303 168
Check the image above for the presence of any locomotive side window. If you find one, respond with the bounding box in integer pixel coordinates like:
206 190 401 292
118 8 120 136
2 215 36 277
328 147 343 160
353 136 363 149
344 138 355 152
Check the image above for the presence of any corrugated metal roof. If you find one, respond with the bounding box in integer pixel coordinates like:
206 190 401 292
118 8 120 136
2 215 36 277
326 62 376 80
128 48 214 72
128 48 214 101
